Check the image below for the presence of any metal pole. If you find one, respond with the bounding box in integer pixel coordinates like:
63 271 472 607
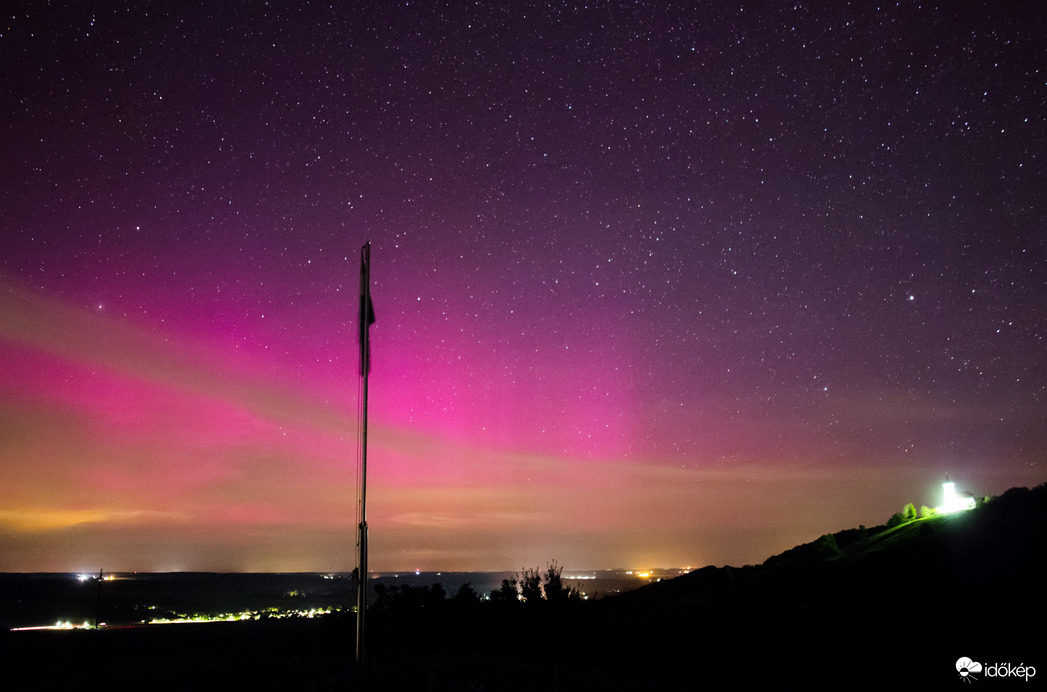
95 568 103 629
356 242 372 668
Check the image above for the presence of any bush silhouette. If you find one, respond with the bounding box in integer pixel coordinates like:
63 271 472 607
519 567 544 604
495 562 581 605
886 512 906 529
542 560 580 603
491 576 519 603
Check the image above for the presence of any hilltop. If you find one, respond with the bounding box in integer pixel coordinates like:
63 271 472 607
595 483 1047 687
347 482 1046 688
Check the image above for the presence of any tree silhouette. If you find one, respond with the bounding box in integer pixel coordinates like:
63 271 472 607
491 576 519 603
886 512 906 529
542 560 579 603
519 567 543 604
903 502 917 522
453 582 480 605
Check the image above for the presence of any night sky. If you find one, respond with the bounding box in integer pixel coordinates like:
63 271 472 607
1 2 1044 573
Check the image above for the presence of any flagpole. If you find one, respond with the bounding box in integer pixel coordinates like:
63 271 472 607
356 241 374 668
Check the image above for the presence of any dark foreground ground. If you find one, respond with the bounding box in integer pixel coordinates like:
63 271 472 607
1 615 646 691
3 593 1040 691
3 618 354 690
5 485 1044 690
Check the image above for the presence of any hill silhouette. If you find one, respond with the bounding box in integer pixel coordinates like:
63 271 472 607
354 481 1046 689
3 483 1043 689
594 483 1047 688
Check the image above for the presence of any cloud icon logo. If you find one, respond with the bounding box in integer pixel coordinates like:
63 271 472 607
956 657 983 682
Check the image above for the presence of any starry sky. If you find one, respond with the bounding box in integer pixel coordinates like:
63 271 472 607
1 2 1045 573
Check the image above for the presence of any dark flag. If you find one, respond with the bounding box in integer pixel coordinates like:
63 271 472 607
359 243 376 375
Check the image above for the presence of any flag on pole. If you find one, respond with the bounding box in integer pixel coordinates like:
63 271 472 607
359 243 376 375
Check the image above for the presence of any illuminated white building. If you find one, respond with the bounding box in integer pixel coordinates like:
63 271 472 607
941 476 976 513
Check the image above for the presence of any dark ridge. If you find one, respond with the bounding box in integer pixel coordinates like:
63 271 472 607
2 483 1043 690
595 482 1047 687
